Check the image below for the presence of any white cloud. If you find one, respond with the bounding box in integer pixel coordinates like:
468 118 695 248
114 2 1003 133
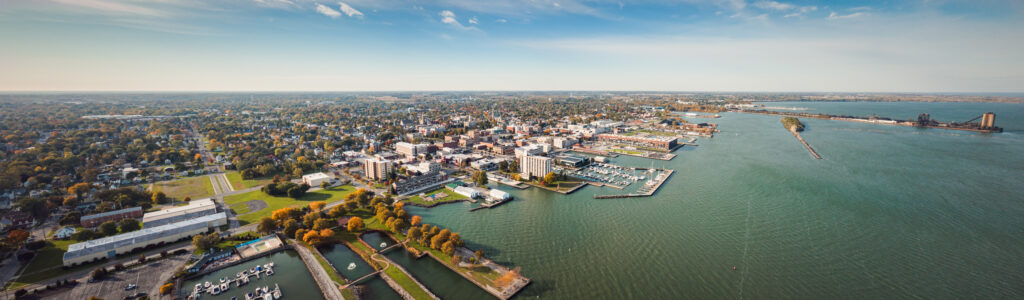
316 3 342 18
468 16 479 24
439 10 478 30
253 0 296 9
753 1 794 11
338 1 363 17
828 11 867 20
497 19 508 23
51 0 165 17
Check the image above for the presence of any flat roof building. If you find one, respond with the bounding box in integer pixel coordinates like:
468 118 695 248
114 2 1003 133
80 206 143 228
302 172 333 187
63 212 227 266
142 199 217 228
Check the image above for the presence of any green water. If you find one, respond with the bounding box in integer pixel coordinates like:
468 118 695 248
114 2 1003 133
406 102 1024 299
178 250 325 300
319 244 403 300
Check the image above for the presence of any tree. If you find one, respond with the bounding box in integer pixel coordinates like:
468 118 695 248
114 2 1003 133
430 229 451 250
16 197 49 220
313 218 333 230
320 181 330 189
257 217 278 234
282 219 300 238
3 230 30 248
407 227 422 242
152 191 168 204
474 249 485 262
441 240 456 256
68 182 91 199
473 170 488 186
343 200 358 211
90 267 109 280
160 283 175 294
62 196 79 207
449 232 463 247
271 207 301 223
543 172 558 186
118 219 141 233
495 267 521 288
302 212 320 228
346 217 364 232
191 232 221 251
328 205 346 218
183 196 191 202
310 201 326 211
99 221 119 236
410 215 422 226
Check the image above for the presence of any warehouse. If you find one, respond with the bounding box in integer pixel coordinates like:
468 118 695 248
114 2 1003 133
63 212 227 267
142 199 217 228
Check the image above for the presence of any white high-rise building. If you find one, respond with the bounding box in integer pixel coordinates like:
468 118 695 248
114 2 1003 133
520 155 552 180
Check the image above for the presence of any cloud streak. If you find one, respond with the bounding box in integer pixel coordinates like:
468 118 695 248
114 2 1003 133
439 10 477 30
316 3 342 18
338 1 363 17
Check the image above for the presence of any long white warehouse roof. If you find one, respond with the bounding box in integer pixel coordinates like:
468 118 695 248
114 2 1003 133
65 212 227 261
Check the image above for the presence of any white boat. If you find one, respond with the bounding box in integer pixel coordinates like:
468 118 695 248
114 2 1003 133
221 282 230 291
210 286 222 295
273 283 282 299
347 262 357 270
204 281 212 288
265 268 274 275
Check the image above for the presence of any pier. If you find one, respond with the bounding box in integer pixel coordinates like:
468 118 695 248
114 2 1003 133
790 129 822 159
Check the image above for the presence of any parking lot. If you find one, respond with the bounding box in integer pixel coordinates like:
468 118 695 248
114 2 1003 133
44 254 187 300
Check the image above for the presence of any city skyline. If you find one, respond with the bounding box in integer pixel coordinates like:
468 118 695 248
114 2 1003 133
2 0 1023 92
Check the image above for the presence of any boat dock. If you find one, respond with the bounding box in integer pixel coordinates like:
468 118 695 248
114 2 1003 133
592 169 674 199
188 262 280 300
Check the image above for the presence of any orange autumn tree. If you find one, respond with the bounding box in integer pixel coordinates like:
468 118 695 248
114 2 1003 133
309 201 326 211
495 267 522 289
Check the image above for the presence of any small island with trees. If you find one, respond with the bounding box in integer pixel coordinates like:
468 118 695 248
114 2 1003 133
781 116 805 132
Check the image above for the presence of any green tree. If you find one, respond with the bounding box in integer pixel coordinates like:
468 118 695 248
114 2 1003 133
98 221 119 236
474 249 485 262
118 219 141 233
302 212 320 228
473 170 488 186
282 219 300 238
407 227 422 242
152 191 168 204
257 217 278 235
313 218 333 231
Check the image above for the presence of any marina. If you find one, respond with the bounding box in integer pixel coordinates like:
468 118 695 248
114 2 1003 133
179 250 323 300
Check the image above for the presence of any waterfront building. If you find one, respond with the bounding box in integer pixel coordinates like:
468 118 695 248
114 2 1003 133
63 213 227 267
407 161 441 175
597 133 678 150
454 186 481 198
80 206 143 227
489 189 511 201
141 199 217 228
392 172 447 195
395 142 430 158
520 155 552 180
363 158 393 181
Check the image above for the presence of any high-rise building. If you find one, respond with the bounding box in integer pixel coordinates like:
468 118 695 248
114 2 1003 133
520 155 552 180
363 158 393 181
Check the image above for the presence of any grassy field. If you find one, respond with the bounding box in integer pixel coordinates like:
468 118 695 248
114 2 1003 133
403 187 468 206
224 171 277 190
151 176 215 200
223 185 357 225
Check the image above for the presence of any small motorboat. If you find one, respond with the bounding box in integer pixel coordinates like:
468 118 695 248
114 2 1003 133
204 281 212 288
265 268 274 276
210 286 222 295
221 282 230 291
347 262 357 270
245 292 254 300
273 283 282 299
380 242 387 248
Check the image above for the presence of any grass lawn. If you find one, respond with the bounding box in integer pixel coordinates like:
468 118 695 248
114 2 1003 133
9 239 101 289
383 264 435 300
224 171 277 190
151 176 215 201
223 185 357 225
403 188 468 207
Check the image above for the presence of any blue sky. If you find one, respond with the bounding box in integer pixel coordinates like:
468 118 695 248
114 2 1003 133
1 0 1022 92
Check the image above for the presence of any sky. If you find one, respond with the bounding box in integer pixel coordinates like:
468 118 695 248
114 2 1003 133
1 0 1022 92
